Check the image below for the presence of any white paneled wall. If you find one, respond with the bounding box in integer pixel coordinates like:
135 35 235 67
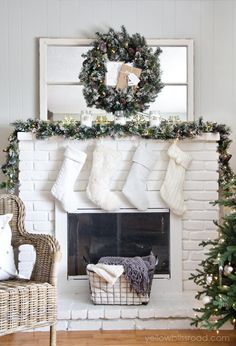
0 0 236 182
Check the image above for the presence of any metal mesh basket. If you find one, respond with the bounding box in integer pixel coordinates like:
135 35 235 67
87 255 156 305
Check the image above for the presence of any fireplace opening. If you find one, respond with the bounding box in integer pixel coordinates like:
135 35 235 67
67 211 170 278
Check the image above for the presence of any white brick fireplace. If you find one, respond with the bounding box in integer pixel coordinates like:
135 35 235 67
17 132 220 330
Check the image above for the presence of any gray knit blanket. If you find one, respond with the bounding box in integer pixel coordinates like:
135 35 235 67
98 254 156 295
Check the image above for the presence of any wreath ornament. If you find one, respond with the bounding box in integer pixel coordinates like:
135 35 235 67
79 26 164 117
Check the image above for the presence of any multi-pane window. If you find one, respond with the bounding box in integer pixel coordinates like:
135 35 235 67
40 39 193 121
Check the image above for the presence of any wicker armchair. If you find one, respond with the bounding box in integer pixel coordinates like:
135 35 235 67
0 194 61 345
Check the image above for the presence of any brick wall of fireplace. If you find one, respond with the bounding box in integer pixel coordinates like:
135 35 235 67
17 132 220 330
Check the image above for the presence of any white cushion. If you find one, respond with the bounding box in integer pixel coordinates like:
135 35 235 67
0 214 17 280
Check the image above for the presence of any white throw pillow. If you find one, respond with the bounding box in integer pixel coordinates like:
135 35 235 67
0 214 17 280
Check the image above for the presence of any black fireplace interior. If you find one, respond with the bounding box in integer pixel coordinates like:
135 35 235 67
68 211 170 277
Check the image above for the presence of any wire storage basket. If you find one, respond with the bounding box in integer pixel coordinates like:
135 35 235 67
87 255 157 305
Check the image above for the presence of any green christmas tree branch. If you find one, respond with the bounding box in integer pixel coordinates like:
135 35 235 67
190 176 236 330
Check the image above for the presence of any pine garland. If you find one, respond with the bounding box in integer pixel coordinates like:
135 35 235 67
0 117 233 191
79 26 163 116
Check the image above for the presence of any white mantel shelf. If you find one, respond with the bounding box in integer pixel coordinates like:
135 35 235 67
17 132 221 142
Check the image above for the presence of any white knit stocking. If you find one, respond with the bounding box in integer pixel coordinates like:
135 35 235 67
86 143 122 211
122 143 157 211
51 146 87 212
160 142 192 216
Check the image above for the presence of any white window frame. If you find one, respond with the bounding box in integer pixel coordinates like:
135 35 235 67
39 38 194 121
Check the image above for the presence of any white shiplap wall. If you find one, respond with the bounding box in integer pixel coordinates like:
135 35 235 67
0 0 236 181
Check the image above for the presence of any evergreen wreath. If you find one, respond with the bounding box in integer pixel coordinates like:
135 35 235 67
79 26 163 116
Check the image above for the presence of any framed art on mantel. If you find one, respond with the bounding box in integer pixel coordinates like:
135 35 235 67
39 37 194 121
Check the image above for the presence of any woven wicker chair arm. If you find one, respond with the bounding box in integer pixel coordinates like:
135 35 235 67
15 233 61 285
31 234 61 285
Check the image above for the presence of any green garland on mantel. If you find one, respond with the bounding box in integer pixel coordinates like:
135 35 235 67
0 117 233 191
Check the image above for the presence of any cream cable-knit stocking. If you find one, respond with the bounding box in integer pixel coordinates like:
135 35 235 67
160 142 192 216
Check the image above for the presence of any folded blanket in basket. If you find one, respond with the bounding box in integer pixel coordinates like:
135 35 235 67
98 254 156 295
87 263 124 285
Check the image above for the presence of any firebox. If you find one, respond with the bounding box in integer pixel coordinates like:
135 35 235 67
67 210 170 278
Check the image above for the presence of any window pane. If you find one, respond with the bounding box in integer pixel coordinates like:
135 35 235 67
159 46 187 83
47 85 87 114
47 46 90 83
149 85 187 121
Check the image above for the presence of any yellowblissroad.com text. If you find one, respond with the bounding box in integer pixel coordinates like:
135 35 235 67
145 334 230 343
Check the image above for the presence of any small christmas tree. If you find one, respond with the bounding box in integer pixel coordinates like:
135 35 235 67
190 175 236 330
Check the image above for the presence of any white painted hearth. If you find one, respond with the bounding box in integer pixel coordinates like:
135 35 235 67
18 132 220 330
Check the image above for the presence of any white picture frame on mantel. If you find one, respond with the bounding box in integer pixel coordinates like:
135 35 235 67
39 38 194 121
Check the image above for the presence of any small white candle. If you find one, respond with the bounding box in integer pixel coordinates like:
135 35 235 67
80 111 92 127
114 111 126 125
149 111 161 127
